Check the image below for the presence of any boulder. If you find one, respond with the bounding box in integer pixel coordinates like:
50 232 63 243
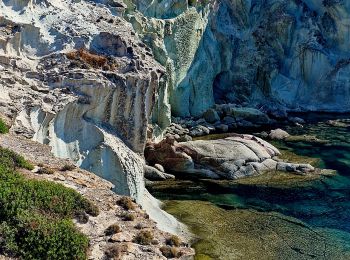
145 137 195 172
268 129 290 140
203 108 220 123
144 165 175 181
189 125 210 137
154 164 165 172
276 162 315 174
227 107 270 124
215 124 229 132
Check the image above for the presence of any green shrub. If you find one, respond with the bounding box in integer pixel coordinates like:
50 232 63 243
133 230 154 245
0 147 34 170
0 147 98 259
0 118 9 134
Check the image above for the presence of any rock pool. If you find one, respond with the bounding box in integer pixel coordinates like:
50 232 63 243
148 114 350 259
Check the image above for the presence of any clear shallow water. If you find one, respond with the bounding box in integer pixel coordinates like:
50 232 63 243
149 114 350 259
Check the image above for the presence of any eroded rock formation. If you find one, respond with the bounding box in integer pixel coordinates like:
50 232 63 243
126 0 350 123
145 135 315 179
0 0 164 202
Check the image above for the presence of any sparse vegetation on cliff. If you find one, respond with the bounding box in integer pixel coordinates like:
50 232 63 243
0 118 9 134
0 147 99 259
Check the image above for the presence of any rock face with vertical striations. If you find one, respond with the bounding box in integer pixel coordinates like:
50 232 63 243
0 0 165 202
126 0 350 124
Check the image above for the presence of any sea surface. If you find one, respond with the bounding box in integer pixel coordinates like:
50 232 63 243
148 114 350 259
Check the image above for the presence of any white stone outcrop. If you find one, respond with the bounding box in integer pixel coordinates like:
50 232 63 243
0 0 164 203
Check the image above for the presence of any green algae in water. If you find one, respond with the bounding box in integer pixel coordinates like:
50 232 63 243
150 115 350 259
164 200 350 260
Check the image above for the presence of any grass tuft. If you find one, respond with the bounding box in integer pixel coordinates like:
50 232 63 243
133 230 153 245
0 118 9 134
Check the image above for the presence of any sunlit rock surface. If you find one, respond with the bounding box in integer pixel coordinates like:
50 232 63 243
0 0 164 202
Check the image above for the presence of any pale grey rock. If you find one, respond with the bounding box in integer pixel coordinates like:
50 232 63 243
0 0 165 203
269 129 290 140
144 165 175 180
277 162 315 174
154 163 165 172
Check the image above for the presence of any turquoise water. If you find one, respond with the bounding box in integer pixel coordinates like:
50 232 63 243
149 114 350 258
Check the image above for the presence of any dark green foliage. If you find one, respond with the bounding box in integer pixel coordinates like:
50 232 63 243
0 147 99 259
0 118 9 134
0 147 34 171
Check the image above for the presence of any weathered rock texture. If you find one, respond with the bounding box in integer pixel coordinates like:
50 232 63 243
145 135 315 179
127 0 350 123
0 0 166 202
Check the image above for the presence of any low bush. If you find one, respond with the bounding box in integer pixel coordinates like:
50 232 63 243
37 166 55 175
66 48 108 68
60 164 76 171
121 213 135 221
105 224 121 236
105 244 128 259
133 230 153 245
117 196 135 210
166 235 181 247
0 118 9 134
160 246 181 258
0 147 99 259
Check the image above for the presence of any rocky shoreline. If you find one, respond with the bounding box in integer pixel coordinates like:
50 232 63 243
144 105 329 183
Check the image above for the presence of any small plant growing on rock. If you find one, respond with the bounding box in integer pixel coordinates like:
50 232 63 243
105 224 121 236
83 200 100 217
117 197 135 210
166 235 181 247
105 244 122 259
133 230 154 245
75 211 89 224
160 246 181 258
105 244 129 259
0 118 9 134
121 213 135 221
66 48 108 68
134 223 143 230
37 167 55 175
60 164 76 171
